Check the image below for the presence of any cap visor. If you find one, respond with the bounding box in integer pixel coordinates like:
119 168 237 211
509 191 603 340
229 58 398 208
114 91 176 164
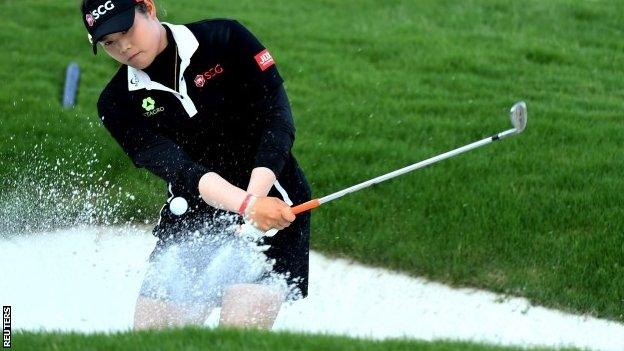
91 7 135 54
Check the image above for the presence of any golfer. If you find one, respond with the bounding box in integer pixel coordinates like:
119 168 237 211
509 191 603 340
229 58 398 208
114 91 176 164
80 0 311 329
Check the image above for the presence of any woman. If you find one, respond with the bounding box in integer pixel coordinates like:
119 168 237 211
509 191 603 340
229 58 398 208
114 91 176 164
80 0 311 329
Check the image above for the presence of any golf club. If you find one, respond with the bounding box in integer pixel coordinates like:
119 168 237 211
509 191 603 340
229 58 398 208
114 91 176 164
291 101 528 215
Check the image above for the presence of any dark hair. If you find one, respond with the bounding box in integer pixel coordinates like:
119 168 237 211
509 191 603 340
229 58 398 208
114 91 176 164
80 0 149 15
136 2 148 14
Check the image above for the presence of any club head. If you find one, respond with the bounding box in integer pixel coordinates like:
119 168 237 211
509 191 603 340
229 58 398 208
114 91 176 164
510 101 527 133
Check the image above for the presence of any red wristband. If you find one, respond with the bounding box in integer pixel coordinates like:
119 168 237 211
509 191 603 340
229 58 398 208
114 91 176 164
238 194 254 215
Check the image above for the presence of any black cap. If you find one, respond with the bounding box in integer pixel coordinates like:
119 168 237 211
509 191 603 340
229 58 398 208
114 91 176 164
81 0 140 54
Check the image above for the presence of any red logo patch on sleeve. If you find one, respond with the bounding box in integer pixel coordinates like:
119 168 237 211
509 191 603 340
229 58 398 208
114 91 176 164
254 49 275 71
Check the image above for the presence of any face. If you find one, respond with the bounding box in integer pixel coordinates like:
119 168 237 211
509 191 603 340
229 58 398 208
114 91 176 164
100 3 165 69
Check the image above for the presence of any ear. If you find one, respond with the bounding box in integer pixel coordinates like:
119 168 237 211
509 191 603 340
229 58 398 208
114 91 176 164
143 0 158 20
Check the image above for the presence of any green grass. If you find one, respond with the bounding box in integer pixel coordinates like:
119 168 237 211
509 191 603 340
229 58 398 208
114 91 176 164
1 0 623 327
11 328 582 351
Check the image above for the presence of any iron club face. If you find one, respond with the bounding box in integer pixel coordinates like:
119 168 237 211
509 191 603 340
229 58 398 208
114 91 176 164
510 101 527 133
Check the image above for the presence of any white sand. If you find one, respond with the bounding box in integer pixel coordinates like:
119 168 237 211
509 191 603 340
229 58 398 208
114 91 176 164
0 226 622 350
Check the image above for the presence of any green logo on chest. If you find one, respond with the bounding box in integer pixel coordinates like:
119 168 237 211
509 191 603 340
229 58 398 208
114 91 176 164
141 97 165 117
142 97 155 111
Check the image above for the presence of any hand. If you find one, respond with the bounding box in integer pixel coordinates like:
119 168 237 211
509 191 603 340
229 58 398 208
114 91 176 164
245 196 295 231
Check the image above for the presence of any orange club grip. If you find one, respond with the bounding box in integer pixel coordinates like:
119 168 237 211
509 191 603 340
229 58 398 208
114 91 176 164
291 199 321 215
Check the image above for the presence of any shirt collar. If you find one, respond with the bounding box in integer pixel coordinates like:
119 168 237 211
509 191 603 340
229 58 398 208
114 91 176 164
127 22 199 91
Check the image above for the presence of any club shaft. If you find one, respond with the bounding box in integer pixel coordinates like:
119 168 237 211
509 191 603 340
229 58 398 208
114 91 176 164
318 128 518 205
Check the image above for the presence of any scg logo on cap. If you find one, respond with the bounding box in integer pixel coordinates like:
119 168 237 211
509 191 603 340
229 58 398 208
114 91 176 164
90 1 115 22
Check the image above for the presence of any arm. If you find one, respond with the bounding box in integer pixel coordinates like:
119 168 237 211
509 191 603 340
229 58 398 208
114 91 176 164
197 171 293 231
97 90 207 195
99 88 252 213
224 21 293 197
253 84 295 179
248 84 295 196
196 170 295 230
189 84 297 220
99 87 292 229
243 86 297 231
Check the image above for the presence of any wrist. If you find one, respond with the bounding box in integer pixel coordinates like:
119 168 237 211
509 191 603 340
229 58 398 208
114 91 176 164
238 193 257 216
